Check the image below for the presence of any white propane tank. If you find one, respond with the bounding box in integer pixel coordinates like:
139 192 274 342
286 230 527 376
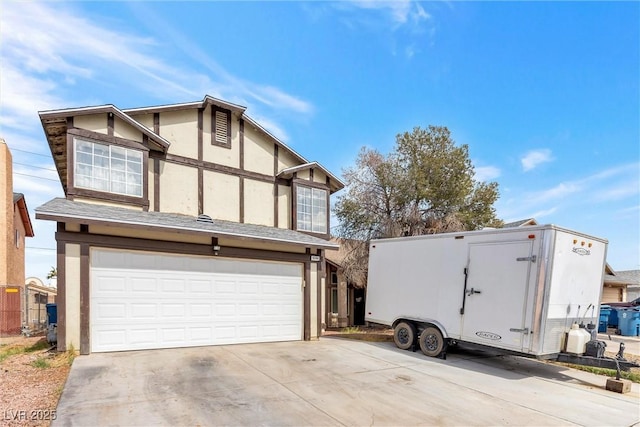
566 323 591 354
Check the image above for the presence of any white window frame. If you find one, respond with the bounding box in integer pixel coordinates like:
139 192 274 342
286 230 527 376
74 138 143 198
296 185 328 234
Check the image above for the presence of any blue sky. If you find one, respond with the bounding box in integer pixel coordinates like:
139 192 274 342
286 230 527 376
1 1 638 282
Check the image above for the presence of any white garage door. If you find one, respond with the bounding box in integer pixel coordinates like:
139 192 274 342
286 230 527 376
91 248 303 352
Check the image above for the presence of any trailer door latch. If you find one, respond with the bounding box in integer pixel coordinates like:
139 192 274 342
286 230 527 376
516 255 536 262
509 328 530 334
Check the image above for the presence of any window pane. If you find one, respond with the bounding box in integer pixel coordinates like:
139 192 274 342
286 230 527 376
93 143 109 157
73 139 143 197
126 159 142 174
76 140 93 154
296 185 327 233
111 146 126 160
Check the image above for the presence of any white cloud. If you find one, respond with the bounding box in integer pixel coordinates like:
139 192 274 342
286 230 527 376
521 149 554 172
475 165 501 182
346 0 431 27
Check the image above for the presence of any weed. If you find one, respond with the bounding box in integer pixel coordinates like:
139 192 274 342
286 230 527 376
0 346 26 363
31 357 51 369
566 364 640 383
26 339 51 353
341 326 361 334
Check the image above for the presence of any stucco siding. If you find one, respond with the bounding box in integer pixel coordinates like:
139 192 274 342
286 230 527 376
148 159 155 210
73 197 143 210
159 162 198 215
244 127 275 176
313 169 327 184
74 114 108 134
243 179 274 227
65 244 81 351
296 169 310 180
160 110 198 159
113 117 143 142
277 185 291 229
203 171 239 222
89 225 212 245
134 113 154 131
278 150 298 172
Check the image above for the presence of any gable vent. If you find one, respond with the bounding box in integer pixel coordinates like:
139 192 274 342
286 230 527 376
197 214 213 223
214 110 228 144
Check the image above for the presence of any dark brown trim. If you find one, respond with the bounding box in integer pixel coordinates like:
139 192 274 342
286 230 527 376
149 151 274 184
66 125 74 200
304 249 311 341
55 230 313 264
68 128 150 152
274 145 279 228
211 106 232 148
153 113 160 134
153 158 160 212
309 168 314 181
198 108 203 214
239 119 245 170
80 244 90 355
56 223 66 351
292 177 330 191
107 113 114 137
239 177 245 223
317 249 323 335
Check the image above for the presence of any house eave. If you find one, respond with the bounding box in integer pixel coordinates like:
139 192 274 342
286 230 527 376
35 200 339 251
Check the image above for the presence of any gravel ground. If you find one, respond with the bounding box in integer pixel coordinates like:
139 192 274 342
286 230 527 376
0 335 72 427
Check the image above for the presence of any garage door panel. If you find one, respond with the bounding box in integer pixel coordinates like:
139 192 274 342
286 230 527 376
91 249 303 352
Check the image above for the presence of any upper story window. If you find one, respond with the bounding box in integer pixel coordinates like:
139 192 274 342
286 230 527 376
296 186 327 234
74 138 143 197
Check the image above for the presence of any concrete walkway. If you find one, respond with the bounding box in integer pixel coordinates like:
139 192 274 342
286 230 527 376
54 338 640 426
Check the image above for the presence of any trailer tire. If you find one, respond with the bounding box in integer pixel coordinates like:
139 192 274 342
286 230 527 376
393 321 417 350
419 326 445 357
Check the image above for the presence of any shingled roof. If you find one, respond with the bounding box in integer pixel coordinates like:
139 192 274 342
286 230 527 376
36 198 338 250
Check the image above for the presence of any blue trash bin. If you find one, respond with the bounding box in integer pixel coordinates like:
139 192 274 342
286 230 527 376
617 308 640 337
46 303 57 325
599 306 611 333
608 308 619 328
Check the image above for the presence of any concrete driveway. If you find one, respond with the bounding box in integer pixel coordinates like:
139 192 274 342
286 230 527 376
54 338 639 426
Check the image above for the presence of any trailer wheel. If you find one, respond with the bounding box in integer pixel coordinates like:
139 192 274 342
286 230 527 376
419 326 445 357
393 321 416 350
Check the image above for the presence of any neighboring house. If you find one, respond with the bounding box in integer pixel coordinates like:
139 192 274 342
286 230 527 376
324 239 366 328
602 266 640 303
25 277 57 330
36 95 344 354
502 218 538 228
0 140 35 335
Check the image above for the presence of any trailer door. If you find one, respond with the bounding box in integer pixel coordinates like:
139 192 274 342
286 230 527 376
461 241 533 352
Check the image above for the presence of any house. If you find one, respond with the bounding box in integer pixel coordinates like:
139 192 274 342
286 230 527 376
25 277 57 330
0 140 35 335
35 95 344 354
602 266 640 303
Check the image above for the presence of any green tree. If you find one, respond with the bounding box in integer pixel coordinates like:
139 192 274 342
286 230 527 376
334 126 502 285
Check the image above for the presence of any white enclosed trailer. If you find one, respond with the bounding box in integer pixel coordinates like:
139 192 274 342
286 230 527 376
366 225 608 358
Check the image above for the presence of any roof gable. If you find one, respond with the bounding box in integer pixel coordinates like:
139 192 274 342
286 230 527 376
13 193 34 237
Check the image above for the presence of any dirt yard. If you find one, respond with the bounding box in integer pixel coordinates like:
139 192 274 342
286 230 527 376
0 335 73 427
